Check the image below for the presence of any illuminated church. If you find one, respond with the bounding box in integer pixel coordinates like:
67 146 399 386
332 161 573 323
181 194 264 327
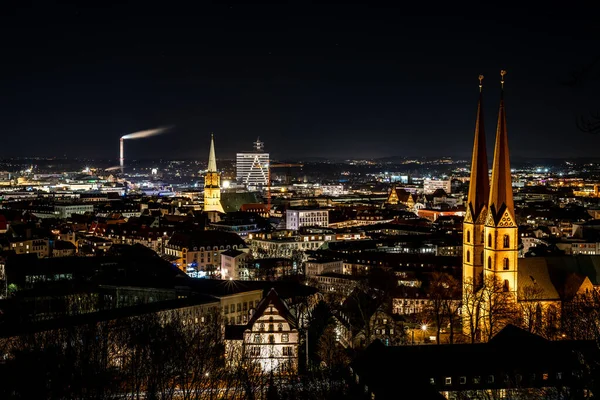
204 133 225 222
462 72 598 340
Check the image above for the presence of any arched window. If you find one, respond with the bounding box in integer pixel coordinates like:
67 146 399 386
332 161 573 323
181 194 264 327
503 258 509 270
466 230 471 243
488 256 492 269
503 235 510 248
466 251 470 263
488 234 493 248
503 280 510 292
481 232 484 244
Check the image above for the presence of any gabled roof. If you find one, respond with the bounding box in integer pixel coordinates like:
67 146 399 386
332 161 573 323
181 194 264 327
167 230 246 249
247 288 297 329
517 259 561 301
221 249 246 258
488 324 548 347
518 255 600 300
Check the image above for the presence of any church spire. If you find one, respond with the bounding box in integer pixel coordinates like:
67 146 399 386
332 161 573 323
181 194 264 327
488 70 514 222
467 74 490 220
208 133 217 172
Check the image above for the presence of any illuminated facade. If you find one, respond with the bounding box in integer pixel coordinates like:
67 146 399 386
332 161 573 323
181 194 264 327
462 75 489 291
483 74 518 296
285 208 329 230
204 133 225 221
423 179 452 194
462 72 519 336
236 138 269 190
225 289 299 374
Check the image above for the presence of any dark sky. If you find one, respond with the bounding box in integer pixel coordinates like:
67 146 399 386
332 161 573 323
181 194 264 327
1 2 599 162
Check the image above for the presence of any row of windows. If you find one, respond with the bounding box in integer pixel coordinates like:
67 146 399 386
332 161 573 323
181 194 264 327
435 371 566 386
248 346 294 357
465 252 511 271
466 231 511 248
259 321 285 332
253 333 290 343
224 315 247 325
224 300 260 314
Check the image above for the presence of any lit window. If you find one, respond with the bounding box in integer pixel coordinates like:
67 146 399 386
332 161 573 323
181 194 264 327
460 377 466 385
445 377 452 385
282 333 289 343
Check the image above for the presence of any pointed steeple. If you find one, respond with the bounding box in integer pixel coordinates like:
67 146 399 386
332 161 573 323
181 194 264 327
488 70 514 221
467 75 490 220
208 133 217 172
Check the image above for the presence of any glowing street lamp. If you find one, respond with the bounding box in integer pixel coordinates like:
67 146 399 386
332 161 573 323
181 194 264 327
421 324 428 344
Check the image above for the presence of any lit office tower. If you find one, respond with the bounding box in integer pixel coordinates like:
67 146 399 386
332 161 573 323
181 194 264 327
236 138 270 190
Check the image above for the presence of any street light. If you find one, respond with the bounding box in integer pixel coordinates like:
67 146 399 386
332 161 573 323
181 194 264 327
421 324 428 344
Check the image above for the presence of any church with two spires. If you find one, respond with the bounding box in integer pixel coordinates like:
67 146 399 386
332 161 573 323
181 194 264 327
462 72 598 338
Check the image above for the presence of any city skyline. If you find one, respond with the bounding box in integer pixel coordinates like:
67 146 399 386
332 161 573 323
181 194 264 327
2 3 599 160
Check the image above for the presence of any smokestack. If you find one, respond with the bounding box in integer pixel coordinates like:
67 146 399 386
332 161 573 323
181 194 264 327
120 137 124 174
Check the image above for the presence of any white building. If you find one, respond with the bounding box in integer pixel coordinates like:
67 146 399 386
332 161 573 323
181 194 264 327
221 249 250 280
54 204 95 218
285 209 329 230
225 289 299 374
305 259 343 276
236 138 269 190
319 184 347 197
423 179 451 194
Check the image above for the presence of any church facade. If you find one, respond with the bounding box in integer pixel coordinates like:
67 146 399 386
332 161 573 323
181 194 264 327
462 73 597 340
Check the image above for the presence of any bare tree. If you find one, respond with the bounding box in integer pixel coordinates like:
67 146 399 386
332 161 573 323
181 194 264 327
462 277 485 343
426 272 460 344
517 284 547 335
480 275 519 342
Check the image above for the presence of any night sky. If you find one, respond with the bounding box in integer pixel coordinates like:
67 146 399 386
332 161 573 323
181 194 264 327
2 3 599 161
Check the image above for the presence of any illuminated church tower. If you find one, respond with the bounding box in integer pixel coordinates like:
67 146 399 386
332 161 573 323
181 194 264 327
204 133 225 221
483 70 518 294
462 75 490 291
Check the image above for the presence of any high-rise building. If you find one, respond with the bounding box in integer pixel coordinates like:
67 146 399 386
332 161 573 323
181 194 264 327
236 138 270 190
204 133 225 221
